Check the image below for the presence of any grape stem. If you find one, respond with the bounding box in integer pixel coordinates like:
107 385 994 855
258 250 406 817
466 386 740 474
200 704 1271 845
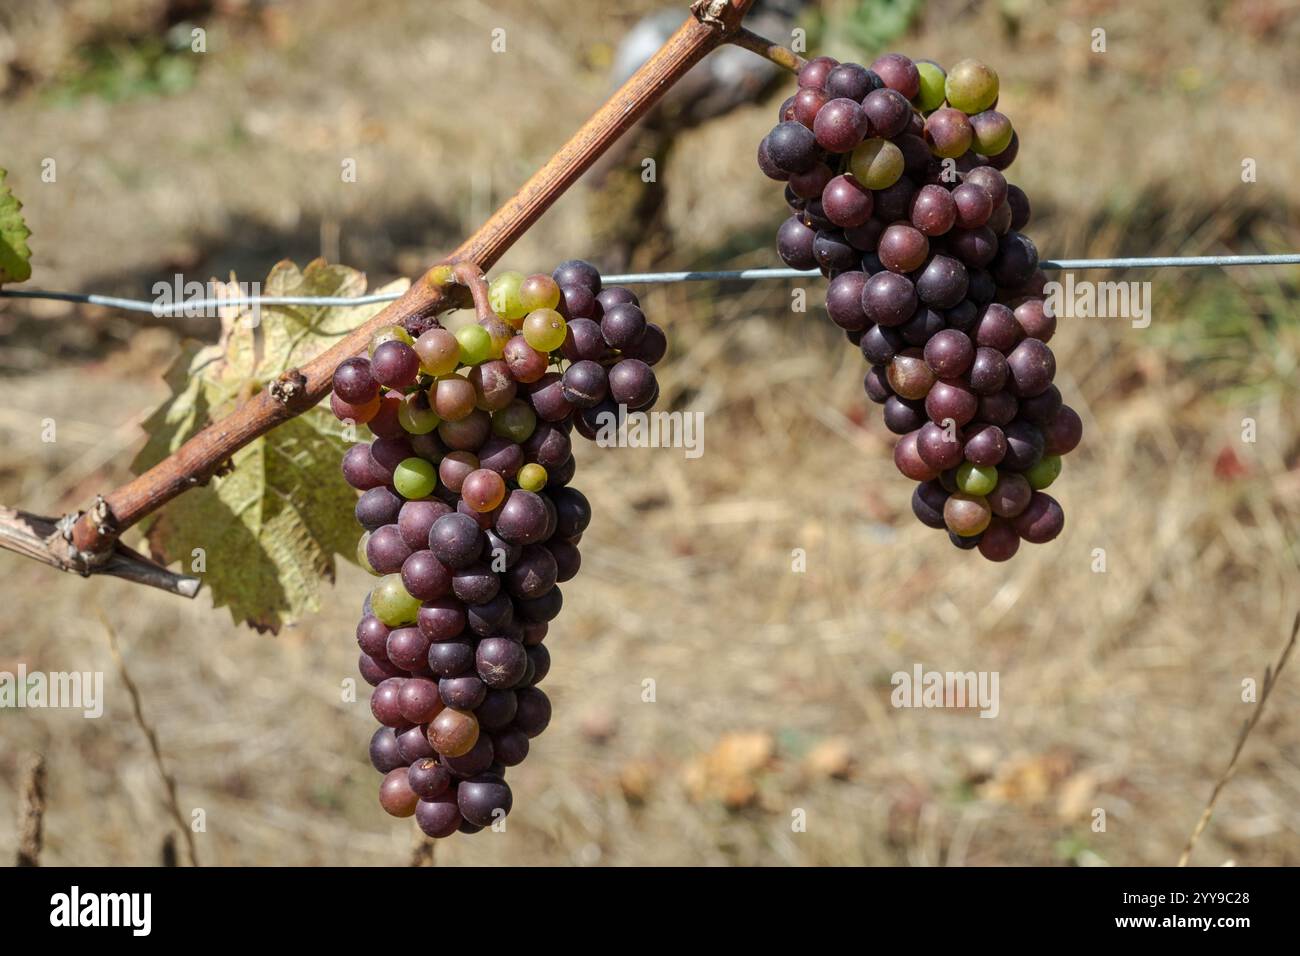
450 261 496 325
0 0 759 590
725 27 806 74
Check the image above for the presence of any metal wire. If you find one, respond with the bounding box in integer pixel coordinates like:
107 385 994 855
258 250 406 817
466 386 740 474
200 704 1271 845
1 254 1296 315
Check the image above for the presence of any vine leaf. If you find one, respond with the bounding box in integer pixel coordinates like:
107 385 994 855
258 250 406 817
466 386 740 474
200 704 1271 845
132 259 409 632
0 168 33 284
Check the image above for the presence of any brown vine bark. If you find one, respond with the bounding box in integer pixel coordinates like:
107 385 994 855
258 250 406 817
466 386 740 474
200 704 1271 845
0 1 788 592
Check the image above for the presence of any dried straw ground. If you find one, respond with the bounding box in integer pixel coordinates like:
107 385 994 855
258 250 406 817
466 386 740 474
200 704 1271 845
0 0 1297 865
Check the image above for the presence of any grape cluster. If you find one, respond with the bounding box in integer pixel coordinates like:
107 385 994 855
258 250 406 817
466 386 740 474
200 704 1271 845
334 260 666 837
758 53 1082 559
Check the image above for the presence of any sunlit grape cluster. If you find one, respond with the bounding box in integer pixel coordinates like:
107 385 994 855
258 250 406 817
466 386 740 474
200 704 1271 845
758 53 1082 559
333 260 667 836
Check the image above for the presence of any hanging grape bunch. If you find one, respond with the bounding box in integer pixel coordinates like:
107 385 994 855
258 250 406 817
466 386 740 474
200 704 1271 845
757 53 1082 560
334 260 667 837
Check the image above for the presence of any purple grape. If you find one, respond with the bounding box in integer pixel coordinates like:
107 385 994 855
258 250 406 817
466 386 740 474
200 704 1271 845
450 563 499 605
777 215 818 269
822 174 874 228
426 639 476 678
923 329 974 378
973 303 1021 352
415 791 462 838
495 490 549 545
825 271 869 331
600 303 647 350
963 424 1007 467
408 758 452 800
977 390 1019 426
458 774 512 827
1017 383 1063 426
491 729 530 767
608 359 657 409
550 488 591 539
925 380 979 427
369 726 406 773
991 231 1039 288
401 549 452 601
333 356 380 404
370 677 407 727
440 675 487 711
442 735 495 779
556 360 606 409
813 97 870 153
342 443 386 491
622 323 667 366
513 688 552 738
552 259 601 294
357 615 391 658
367 524 412 574
915 255 969 309
386 626 430 672
862 87 912 138
397 723 437 762
476 638 528 689
371 340 420 389
428 512 484 569
911 479 950 529
1011 492 1064 543
766 120 819 173
418 597 467 641
861 271 917 326
883 395 928 435
1002 419 1046 471
356 486 402 531
1005 338 1056 397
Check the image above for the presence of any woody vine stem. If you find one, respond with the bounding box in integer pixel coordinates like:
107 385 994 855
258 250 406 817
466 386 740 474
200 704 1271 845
0 0 807 596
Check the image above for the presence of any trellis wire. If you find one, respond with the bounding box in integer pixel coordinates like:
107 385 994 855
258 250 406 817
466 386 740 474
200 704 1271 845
0 254 1296 316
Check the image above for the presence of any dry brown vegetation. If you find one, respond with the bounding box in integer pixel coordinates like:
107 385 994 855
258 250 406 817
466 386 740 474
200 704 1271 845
0 0 1297 866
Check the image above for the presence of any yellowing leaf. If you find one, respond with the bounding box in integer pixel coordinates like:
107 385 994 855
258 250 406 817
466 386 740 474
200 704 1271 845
0 168 33 284
133 259 409 631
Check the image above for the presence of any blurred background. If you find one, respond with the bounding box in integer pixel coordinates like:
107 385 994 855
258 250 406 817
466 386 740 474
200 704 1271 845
1 0 1298 866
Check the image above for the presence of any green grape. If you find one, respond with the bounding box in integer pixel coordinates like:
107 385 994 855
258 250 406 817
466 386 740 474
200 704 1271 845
522 308 567 353
944 59 999 115
357 532 379 575
368 324 414 358
455 324 493 366
397 394 440 435
849 138 904 190
492 399 537 443
480 315 514 360
517 463 547 492
414 327 460 377
1025 454 1062 489
956 462 999 496
488 271 527 324
914 61 947 112
393 457 437 499
518 274 561 313
969 110 1013 156
371 574 421 626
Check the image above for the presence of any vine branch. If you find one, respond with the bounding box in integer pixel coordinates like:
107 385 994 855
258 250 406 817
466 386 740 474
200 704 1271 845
0 1 776 590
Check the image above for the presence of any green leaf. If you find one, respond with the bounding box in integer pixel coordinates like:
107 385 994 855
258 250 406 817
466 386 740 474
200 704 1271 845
133 259 409 632
0 168 33 284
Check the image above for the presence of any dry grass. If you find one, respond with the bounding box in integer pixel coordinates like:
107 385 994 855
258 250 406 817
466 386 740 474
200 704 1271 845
1 0 1298 866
